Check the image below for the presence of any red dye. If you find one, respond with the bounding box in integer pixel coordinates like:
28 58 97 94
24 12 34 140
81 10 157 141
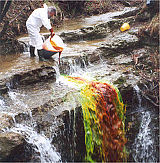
65 76 127 162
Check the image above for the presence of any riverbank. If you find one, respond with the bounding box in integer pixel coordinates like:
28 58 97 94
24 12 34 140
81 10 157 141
0 0 144 55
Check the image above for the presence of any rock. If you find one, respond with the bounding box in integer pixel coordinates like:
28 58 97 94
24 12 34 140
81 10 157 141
0 39 24 55
51 107 85 162
60 25 109 43
0 132 26 161
11 66 56 87
113 7 140 18
0 113 14 132
60 7 139 43
60 17 135 43
0 80 9 94
98 33 139 57
87 49 102 63
0 66 56 93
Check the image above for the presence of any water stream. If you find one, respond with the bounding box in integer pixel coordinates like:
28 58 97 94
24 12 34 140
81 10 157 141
1 62 158 162
1 99 62 163
131 85 158 162
10 124 61 163
133 111 155 162
0 9 159 162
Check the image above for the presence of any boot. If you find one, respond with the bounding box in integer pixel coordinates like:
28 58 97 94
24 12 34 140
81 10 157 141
37 49 47 61
30 46 36 57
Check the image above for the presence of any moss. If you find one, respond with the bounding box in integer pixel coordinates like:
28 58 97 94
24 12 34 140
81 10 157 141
114 76 127 85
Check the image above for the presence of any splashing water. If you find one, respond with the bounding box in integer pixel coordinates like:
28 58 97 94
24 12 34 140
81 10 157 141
132 85 157 162
8 90 28 109
64 76 127 162
52 62 60 78
10 124 61 163
132 111 155 162
0 96 5 110
133 85 142 108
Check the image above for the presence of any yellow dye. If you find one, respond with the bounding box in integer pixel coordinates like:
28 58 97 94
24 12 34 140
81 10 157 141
64 76 128 162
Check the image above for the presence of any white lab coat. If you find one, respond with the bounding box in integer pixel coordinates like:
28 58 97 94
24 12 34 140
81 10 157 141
26 4 52 49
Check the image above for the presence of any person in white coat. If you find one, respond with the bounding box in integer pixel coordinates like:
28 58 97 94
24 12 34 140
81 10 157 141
26 4 56 60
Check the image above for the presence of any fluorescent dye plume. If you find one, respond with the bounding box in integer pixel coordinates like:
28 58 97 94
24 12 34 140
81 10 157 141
65 76 127 162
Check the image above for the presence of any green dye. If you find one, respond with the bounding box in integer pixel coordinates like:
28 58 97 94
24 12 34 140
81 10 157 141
64 76 127 162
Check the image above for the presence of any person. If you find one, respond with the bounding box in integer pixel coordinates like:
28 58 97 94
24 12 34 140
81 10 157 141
26 4 56 60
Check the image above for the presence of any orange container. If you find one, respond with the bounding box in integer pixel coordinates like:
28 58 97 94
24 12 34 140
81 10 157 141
120 23 130 32
42 35 64 52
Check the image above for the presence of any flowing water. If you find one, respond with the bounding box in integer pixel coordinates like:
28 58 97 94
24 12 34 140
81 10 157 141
133 111 156 162
10 124 61 163
131 85 158 162
0 9 159 162
1 88 62 162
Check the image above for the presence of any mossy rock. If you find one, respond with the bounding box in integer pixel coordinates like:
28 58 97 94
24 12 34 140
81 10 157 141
114 76 127 85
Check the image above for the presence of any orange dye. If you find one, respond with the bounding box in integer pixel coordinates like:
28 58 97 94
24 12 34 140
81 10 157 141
65 76 127 162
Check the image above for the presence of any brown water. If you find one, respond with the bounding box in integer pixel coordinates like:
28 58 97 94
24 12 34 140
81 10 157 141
0 15 106 116
0 8 139 115
0 7 138 80
0 10 121 79
0 53 60 80
0 37 104 81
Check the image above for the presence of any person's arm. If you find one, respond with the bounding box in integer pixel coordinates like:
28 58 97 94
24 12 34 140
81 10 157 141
40 8 55 37
41 17 52 30
49 28 55 37
40 7 52 30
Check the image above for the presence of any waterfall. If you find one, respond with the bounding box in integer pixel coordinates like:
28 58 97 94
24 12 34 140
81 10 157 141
1 84 62 162
63 76 127 162
67 58 88 76
133 85 142 108
8 90 28 109
132 111 155 162
10 124 61 163
52 62 60 79
68 59 81 75
132 85 156 162
0 96 5 110
5 82 29 110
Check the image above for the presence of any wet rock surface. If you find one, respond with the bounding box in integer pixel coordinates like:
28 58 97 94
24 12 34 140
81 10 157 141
99 32 139 56
51 107 86 162
0 113 14 132
0 65 56 94
0 132 26 161
60 7 138 43
0 6 159 162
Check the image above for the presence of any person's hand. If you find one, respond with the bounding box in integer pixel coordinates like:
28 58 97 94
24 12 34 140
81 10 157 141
49 28 55 38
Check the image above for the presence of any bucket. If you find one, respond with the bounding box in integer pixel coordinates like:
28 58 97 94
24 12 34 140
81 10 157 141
42 34 65 63
42 34 64 52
